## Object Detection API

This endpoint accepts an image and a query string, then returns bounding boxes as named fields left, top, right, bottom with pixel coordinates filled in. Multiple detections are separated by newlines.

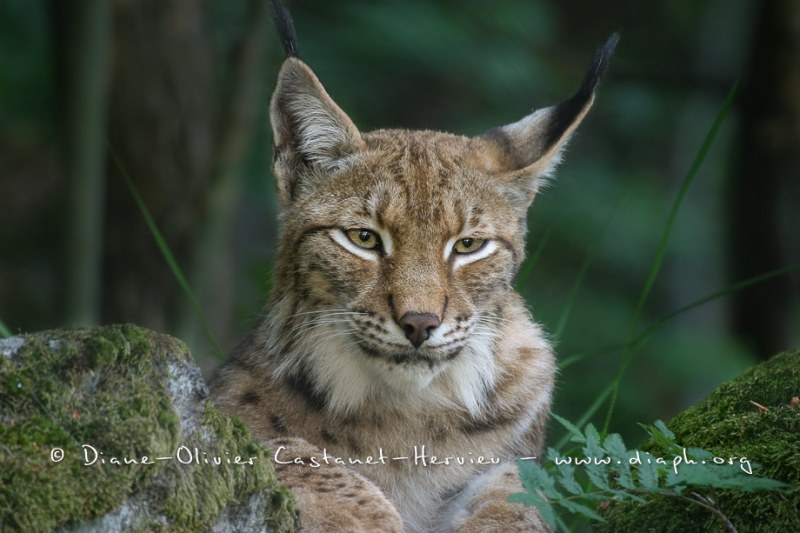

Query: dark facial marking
left=321, top=429, right=338, bottom=444
left=240, top=390, right=262, bottom=406
left=270, top=415, right=288, bottom=435
left=285, top=366, right=329, bottom=412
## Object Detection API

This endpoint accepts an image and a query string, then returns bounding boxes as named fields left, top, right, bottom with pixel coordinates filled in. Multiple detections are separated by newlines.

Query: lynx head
left=264, top=1, right=617, bottom=414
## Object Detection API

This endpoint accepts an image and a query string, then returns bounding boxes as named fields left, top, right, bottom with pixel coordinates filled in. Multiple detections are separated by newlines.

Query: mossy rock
left=0, top=325, right=298, bottom=532
left=598, top=349, right=800, bottom=532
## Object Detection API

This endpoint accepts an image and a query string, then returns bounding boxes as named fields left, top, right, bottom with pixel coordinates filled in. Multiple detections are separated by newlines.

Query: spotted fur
left=212, top=3, right=616, bottom=531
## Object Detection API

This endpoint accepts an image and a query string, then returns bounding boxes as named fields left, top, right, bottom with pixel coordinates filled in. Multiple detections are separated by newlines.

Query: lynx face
left=212, top=5, right=617, bottom=530
left=283, top=130, right=527, bottom=390
left=266, top=42, right=616, bottom=405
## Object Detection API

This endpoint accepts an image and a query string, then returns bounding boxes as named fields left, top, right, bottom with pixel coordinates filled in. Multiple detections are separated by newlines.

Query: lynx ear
left=471, top=34, right=619, bottom=207
left=270, top=57, right=364, bottom=205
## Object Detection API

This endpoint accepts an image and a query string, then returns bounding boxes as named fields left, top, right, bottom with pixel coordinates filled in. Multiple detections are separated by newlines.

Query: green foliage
left=510, top=418, right=788, bottom=532
left=0, top=0, right=55, bottom=140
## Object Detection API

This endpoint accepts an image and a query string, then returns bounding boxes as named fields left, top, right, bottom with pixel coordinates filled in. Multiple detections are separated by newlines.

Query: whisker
left=294, top=328, right=349, bottom=345
left=473, top=315, right=516, bottom=326
left=288, top=308, right=369, bottom=319
left=302, top=318, right=354, bottom=327
left=287, top=316, right=354, bottom=337
left=299, top=327, right=359, bottom=346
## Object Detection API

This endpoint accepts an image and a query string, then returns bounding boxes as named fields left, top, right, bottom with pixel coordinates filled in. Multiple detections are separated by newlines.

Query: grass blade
left=553, top=193, right=627, bottom=342
left=552, top=413, right=586, bottom=443
left=602, top=80, right=739, bottom=433
left=554, top=383, right=613, bottom=451
left=638, top=261, right=800, bottom=344
left=107, top=144, right=222, bottom=359
left=558, top=261, right=800, bottom=370
left=0, top=319, right=11, bottom=338
left=516, top=229, right=552, bottom=291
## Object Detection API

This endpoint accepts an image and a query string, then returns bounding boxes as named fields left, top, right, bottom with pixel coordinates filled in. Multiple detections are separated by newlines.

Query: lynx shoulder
left=211, top=2, right=617, bottom=531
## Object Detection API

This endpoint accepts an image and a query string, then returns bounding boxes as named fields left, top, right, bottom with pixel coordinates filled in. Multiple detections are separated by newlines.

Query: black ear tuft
left=578, top=33, right=620, bottom=99
left=269, top=0, right=300, bottom=58
left=542, top=33, right=619, bottom=149
left=473, top=32, right=620, bottom=204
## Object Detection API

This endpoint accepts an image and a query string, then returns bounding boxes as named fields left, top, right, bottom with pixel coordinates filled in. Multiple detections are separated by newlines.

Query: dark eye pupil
left=461, top=238, right=473, bottom=248
left=359, top=230, right=371, bottom=242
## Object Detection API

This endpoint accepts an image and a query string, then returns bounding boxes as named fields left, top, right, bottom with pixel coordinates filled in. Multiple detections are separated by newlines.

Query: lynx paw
left=439, top=462, right=549, bottom=533
left=268, top=438, right=403, bottom=532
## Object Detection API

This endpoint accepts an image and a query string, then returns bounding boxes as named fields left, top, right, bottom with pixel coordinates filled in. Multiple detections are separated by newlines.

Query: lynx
left=211, top=1, right=617, bottom=531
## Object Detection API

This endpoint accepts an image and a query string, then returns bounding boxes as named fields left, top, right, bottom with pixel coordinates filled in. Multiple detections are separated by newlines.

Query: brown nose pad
left=398, top=312, right=440, bottom=348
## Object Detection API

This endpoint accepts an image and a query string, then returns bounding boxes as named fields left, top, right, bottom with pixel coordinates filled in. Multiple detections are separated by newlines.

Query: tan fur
left=212, top=31, right=611, bottom=532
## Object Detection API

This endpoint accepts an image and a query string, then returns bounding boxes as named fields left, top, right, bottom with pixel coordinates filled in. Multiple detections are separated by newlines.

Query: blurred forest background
left=1, top=0, right=798, bottom=445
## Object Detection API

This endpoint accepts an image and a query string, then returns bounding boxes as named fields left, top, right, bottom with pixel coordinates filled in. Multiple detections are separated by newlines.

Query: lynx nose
left=399, top=312, right=440, bottom=348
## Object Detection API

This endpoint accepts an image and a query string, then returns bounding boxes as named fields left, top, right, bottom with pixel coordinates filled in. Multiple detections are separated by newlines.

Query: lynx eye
left=453, top=237, right=486, bottom=254
left=346, top=229, right=380, bottom=250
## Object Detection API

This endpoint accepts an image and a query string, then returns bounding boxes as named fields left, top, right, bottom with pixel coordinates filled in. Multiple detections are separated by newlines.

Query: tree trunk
left=729, top=0, right=800, bottom=359
left=51, top=0, right=112, bottom=327
left=102, top=0, right=217, bottom=333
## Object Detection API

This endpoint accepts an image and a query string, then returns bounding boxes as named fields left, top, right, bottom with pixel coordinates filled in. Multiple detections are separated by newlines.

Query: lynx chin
left=211, top=1, right=618, bottom=531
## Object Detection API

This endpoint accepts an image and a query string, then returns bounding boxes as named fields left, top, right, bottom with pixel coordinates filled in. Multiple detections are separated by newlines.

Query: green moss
left=598, top=349, right=800, bottom=532
left=0, top=325, right=171, bottom=531
left=156, top=400, right=296, bottom=531
left=0, top=325, right=297, bottom=532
